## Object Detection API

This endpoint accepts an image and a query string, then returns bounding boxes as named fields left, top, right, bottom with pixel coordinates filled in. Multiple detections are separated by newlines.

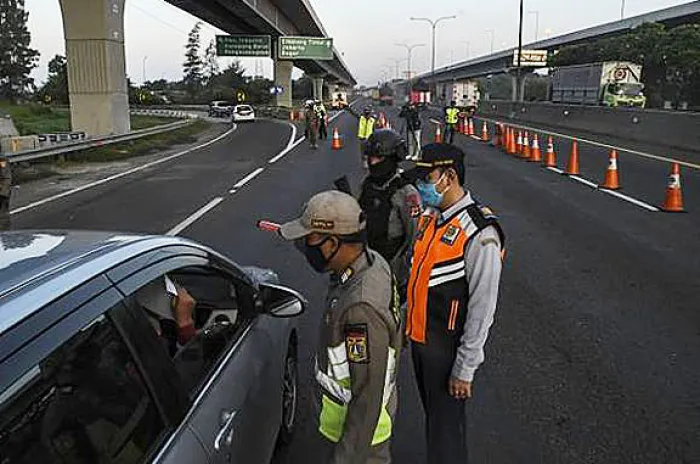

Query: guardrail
left=6, top=119, right=193, bottom=164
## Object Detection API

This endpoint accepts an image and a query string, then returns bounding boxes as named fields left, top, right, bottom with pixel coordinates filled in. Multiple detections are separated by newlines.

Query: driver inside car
left=135, top=275, right=197, bottom=357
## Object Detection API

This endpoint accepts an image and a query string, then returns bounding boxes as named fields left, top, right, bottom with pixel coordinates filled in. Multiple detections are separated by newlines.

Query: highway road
left=10, top=104, right=700, bottom=463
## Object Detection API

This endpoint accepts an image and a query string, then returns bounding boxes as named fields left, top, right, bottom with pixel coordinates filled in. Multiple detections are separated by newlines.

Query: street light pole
left=620, top=0, right=626, bottom=19
left=396, top=43, right=426, bottom=87
left=516, top=0, right=524, bottom=101
left=462, top=41, right=471, bottom=59
left=142, top=56, right=148, bottom=84
left=485, top=29, right=495, bottom=54
left=528, top=10, right=540, bottom=41
left=410, top=15, right=457, bottom=91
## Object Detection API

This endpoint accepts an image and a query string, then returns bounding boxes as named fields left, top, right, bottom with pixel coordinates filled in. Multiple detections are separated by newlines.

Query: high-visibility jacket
left=406, top=202, right=504, bottom=344
left=445, top=107, right=459, bottom=125
left=358, top=116, right=376, bottom=140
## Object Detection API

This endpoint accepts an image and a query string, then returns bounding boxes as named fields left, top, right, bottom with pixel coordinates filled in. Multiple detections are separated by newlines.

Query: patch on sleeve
left=345, top=324, right=369, bottom=363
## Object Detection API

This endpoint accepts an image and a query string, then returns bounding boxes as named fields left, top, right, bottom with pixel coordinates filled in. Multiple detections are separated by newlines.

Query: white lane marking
left=477, top=116, right=700, bottom=171
left=166, top=196, right=224, bottom=236
left=547, top=167, right=565, bottom=174
left=10, top=126, right=238, bottom=216
left=569, top=175, right=599, bottom=189
left=269, top=107, right=347, bottom=164
left=599, top=188, right=660, bottom=212
left=232, top=167, right=264, bottom=189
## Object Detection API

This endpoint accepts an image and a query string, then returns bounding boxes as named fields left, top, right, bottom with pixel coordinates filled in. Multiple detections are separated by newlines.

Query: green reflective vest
left=358, top=116, right=376, bottom=140
left=445, top=107, right=459, bottom=125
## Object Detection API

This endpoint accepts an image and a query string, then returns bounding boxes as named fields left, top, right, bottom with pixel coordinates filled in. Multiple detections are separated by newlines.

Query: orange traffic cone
left=601, top=149, right=621, bottom=190
left=662, top=163, right=685, bottom=212
left=507, top=128, right=515, bottom=154
left=494, top=124, right=503, bottom=148
left=544, top=136, right=557, bottom=167
left=481, top=122, right=490, bottom=142
left=331, top=127, right=343, bottom=150
left=566, top=140, right=580, bottom=175
left=468, top=119, right=475, bottom=136
left=458, top=118, right=465, bottom=135
left=529, top=134, right=542, bottom=162
left=522, top=132, right=531, bottom=159
left=516, top=131, right=523, bottom=155
left=435, top=124, right=443, bottom=143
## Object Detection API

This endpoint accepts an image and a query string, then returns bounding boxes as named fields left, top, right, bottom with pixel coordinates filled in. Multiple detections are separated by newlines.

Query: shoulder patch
left=441, top=224, right=461, bottom=245
left=345, top=324, right=369, bottom=363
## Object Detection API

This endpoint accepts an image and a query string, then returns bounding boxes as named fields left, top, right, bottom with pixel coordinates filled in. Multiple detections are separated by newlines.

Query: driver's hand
left=172, top=287, right=196, bottom=328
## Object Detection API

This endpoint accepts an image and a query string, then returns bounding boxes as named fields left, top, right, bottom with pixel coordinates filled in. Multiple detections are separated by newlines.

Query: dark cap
left=404, top=143, right=466, bottom=182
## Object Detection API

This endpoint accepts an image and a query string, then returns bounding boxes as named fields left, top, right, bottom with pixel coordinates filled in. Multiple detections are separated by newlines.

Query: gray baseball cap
left=279, top=190, right=366, bottom=240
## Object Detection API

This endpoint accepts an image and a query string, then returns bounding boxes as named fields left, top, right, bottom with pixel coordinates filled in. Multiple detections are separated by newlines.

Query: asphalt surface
left=11, top=103, right=700, bottom=463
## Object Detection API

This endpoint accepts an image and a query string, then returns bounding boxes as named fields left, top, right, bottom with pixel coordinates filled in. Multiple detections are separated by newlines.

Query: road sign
left=513, top=50, right=548, bottom=67
left=216, top=35, right=271, bottom=57
left=278, top=36, right=333, bottom=60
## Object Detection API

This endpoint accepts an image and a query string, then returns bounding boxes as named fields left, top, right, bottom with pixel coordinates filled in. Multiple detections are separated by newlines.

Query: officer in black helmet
left=359, top=129, right=423, bottom=303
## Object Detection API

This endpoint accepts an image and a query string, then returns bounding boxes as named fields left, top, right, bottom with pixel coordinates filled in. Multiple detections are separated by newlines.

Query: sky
left=25, top=0, right=694, bottom=87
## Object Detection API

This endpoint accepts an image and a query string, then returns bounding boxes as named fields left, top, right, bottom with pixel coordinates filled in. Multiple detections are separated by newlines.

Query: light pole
left=396, top=43, right=425, bottom=84
left=528, top=10, right=540, bottom=41
left=462, top=41, right=471, bottom=59
left=410, top=15, right=457, bottom=89
left=388, top=58, right=404, bottom=80
left=620, top=0, right=626, bottom=19
left=485, top=29, right=495, bottom=54
left=516, top=0, right=524, bottom=102
left=142, top=56, right=148, bottom=84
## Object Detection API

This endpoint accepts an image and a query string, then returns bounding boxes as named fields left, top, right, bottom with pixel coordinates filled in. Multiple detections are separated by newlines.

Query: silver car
left=0, top=231, right=304, bottom=463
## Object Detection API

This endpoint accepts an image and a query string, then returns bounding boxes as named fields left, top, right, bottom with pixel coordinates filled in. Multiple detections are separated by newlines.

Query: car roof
left=0, top=231, right=251, bottom=335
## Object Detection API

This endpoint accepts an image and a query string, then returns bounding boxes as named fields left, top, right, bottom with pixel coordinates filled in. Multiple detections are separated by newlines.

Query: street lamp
left=142, top=56, right=148, bottom=84
left=462, top=41, right=471, bottom=59
left=396, top=43, right=425, bottom=83
left=388, top=58, right=405, bottom=80
left=516, top=0, right=525, bottom=102
left=620, top=0, right=626, bottom=19
left=528, top=10, right=540, bottom=41
left=485, top=29, right=495, bottom=54
left=410, top=15, right=457, bottom=88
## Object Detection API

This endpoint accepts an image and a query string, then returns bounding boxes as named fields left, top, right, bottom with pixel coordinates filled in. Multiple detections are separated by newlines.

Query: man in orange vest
left=404, top=143, right=505, bottom=463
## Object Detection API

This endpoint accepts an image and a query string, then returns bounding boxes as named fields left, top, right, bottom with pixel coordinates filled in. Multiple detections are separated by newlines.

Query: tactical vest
left=359, top=175, right=407, bottom=262
left=407, top=203, right=505, bottom=345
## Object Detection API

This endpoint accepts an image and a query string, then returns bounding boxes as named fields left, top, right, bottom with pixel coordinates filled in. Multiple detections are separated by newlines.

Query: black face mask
left=368, top=159, right=397, bottom=181
left=295, top=236, right=339, bottom=273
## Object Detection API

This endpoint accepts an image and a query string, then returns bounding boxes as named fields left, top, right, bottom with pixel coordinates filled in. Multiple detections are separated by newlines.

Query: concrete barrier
left=479, top=101, right=700, bottom=155
left=1, top=136, right=39, bottom=154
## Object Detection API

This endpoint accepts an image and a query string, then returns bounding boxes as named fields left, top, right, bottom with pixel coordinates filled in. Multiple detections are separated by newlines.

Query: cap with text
left=280, top=190, right=366, bottom=240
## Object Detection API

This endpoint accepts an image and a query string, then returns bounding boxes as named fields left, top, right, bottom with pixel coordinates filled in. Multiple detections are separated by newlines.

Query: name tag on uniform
left=441, top=225, right=461, bottom=246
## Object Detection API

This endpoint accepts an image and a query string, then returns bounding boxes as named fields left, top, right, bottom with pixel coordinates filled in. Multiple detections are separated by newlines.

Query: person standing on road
left=0, top=155, right=12, bottom=231
left=359, top=129, right=422, bottom=305
left=316, top=100, right=329, bottom=141
left=305, top=100, right=320, bottom=149
left=357, top=107, right=377, bottom=166
left=399, top=102, right=423, bottom=161
left=444, top=101, right=460, bottom=145
left=278, top=191, right=402, bottom=464
left=404, top=143, right=505, bottom=464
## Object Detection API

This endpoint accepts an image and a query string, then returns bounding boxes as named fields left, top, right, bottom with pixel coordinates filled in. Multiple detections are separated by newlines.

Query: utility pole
left=516, top=0, right=524, bottom=102
left=528, top=10, right=540, bottom=41
left=410, top=15, right=457, bottom=92
left=485, top=29, right=495, bottom=54
left=621, top=0, right=626, bottom=19
left=396, top=43, right=425, bottom=89
left=142, top=56, right=148, bottom=84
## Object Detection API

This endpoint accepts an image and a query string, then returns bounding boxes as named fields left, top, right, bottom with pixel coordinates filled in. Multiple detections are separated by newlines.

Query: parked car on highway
left=233, top=104, right=256, bottom=123
left=208, top=100, right=233, bottom=118
left=0, top=231, right=305, bottom=464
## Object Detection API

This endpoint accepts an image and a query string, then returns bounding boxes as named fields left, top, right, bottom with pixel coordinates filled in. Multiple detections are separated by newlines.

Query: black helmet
left=364, top=129, right=407, bottom=161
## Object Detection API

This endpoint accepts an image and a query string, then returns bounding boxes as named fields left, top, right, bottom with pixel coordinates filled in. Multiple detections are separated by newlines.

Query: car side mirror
left=260, top=283, right=307, bottom=318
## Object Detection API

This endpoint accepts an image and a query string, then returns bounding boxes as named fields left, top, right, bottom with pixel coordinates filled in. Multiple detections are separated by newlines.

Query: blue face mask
left=417, top=174, right=449, bottom=208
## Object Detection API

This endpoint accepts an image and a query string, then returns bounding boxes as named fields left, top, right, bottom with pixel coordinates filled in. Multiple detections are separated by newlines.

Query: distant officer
left=315, top=99, right=329, bottom=140
left=305, top=100, right=319, bottom=149
left=444, top=100, right=460, bottom=144
left=359, top=129, right=422, bottom=303
left=0, top=154, right=11, bottom=231
left=404, top=143, right=505, bottom=464
left=357, top=107, right=376, bottom=165
left=399, top=101, right=422, bottom=161
left=278, top=191, right=402, bottom=464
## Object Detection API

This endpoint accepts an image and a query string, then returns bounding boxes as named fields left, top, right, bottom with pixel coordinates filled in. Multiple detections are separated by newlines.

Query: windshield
left=608, top=83, right=644, bottom=97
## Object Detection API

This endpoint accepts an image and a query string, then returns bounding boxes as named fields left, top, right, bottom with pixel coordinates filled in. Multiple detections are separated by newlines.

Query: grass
left=0, top=103, right=179, bottom=135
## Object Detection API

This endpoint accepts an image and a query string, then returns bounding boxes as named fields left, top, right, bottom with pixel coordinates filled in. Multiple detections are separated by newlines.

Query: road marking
left=10, top=126, right=238, bottom=216
left=569, top=175, right=599, bottom=189
left=166, top=197, right=224, bottom=236
left=599, top=188, right=660, bottom=212
left=429, top=118, right=441, bottom=125
left=477, top=116, right=700, bottom=171
left=232, top=167, right=264, bottom=190
left=269, top=107, right=347, bottom=164
left=547, top=167, right=565, bottom=174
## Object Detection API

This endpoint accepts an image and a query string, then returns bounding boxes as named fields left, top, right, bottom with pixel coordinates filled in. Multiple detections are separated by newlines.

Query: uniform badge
left=345, top=324, right=369, bottom=363
left=441, top=225, right=461, bottom=245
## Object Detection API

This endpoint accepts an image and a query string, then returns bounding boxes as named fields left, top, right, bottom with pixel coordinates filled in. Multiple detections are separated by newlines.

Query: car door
left=111, top=252, right=284, bottom=463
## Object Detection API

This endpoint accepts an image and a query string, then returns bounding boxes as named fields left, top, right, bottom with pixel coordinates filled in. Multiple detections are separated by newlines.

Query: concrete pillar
left=312, top=77, right=324, bottom=101
left=59, top=0, right=130, bottom=136
left=274, top=59, right=293, bottom=108
left=519, top=75, right=527, bottom=102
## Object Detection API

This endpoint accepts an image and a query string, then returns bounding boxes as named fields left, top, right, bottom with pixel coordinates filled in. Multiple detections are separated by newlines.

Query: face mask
left=368, top=159, right=396, bottom=180
left=417, top=173, right=450, bottom=208
left=295, top=236, right=338, bottom=273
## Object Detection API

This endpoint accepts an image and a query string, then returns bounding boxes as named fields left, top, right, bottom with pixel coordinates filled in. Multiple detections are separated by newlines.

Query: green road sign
left=216, top=35, right=271, bottom=57
left=278, top=36, right=333, bottom=60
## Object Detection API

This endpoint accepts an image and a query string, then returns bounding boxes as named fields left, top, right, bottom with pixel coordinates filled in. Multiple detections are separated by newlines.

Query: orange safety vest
left=406, top=203, right=505, bottom=344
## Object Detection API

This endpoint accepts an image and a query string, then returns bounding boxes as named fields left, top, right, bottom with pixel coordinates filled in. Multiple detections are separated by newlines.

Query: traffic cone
left=544, top=136, right=557, bottom=167
left=458, top=118, right=464, bottom=135
left=468, top=119, right=475, bottom=136
left=435, top=124, right=443, bottom=143
left=522, top=132, right=531, bottom=159
left=481, top=122, right=489, bottom=142
left=601, top=149, right=621, bottom=190
left=494, top=124, right=503, bottom=148
left=516, top=131, right=523, bottom=155
left=662, top=163, right=684, bottom=212
left=507, top=127, right=515, bottom=154
left=289, top=111, right=295, bottom=121
left=331, top=127, right=343, bottom=150
left=529, top=134, right=542, bottom=162
left=566, top=140, right=580, bottom=175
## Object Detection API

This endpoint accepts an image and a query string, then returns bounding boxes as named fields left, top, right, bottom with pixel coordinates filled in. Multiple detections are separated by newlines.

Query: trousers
left=445, top=124, right=457, bottom=144
left=0, top=196, right=10, bottom=231
left=411, top=341, right=468, bottom=464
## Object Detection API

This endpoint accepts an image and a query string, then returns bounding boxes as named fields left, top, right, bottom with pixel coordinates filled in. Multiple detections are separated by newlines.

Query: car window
left=0, top=312, right=165, bottom=463
left=131, top=266, right=255, bottom=398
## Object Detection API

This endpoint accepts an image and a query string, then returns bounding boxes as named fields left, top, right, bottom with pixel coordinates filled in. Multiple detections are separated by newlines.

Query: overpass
left=58, top=0, right=355, bottom=136
left=406, top=1, right=700, bottom=98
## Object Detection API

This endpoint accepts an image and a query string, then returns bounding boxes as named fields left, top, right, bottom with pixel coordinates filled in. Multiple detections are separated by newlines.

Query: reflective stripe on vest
left=445, top=108, right=459, bottom=125
left=316, top=343, right=396, bottom=445
left=358, top=116, right=376, bottom=140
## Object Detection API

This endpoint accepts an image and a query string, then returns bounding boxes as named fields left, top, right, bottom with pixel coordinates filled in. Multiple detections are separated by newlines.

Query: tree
left=38, top=55, right=68, bottom=104
left=0, top=0, right=39, bottom=101
left=183, top=22, right=204, bottom=99
left=203, top=39, right=219, bottom=83
left=662, top=24, right=700, bottom=107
